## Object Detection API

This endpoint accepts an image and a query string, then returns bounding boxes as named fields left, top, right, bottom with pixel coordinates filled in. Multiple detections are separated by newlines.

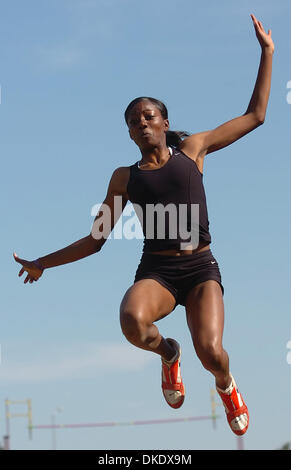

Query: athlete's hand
left=13, top=252, right=44, bottom=284
left=251, top=14, right=274, bottom=53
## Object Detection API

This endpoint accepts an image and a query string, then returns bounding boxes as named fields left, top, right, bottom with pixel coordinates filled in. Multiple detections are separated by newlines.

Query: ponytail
left=166, top=130, right=189, bottom=148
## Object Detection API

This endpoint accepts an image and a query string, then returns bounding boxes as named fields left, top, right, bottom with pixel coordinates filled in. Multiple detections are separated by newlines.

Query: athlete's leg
left=185, top=280, right=249, bottom=434
left=185, top=280, right=231, bottom=389
left=120, top=279, right=177, bottom=360
left=120, top=278, right=185, bottom=408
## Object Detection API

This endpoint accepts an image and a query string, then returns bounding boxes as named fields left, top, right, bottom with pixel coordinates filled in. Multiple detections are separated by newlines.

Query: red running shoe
left=216, top=374, right=249, bottom=435
left=161, top=338, right=185, bottom=409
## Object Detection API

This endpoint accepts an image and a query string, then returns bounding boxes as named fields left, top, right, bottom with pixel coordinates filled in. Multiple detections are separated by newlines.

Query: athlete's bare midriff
left=149, top=241, right=210, bottom=256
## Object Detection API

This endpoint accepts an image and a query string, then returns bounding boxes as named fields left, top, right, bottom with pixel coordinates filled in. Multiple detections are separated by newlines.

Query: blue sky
left=1, top=0, right=291, bottom=450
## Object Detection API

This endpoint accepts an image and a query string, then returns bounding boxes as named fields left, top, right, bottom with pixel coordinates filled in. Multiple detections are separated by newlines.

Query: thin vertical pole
left=51, top=414, right=56, bottom=450
left=27, top=399, right=33, bottom=440
left=237, top=436, right=244, bottom=450
left=5, top=399, right=10, bottom=450
left=210, top=388, right=218, bottom=429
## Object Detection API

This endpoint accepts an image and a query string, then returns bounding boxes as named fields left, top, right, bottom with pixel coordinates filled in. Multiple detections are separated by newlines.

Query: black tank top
left=126, top=146, right=211, bottom=253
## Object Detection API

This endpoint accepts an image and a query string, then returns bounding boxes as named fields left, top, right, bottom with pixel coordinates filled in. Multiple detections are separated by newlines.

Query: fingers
left=251, top=14, right=260, bottom=25
left=18, top=267, right=25, bottom=277
left=253, top=18, right=262, bottom=30
left=24, top=274, right=37, bottom=284
left=14, top=254, right=28, bottom=278
left=14, top=251, right=40, bottom=284
left=251, top=14, right=266, bottom=33
left=258, top=20, right=265, bottom=32
left=251, top=15, right=259, bottom=32
left=18, top=265, right=34, bottom=281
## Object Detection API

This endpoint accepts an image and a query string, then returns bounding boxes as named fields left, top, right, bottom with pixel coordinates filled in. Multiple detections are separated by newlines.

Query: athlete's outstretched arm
left=181, top=14, right=274, bottom=159
left=14, top=167, right=129, bottom=284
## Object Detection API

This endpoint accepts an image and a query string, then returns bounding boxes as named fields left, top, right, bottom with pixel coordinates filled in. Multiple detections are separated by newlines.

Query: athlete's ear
left=164, top=119, right=170, bottom=132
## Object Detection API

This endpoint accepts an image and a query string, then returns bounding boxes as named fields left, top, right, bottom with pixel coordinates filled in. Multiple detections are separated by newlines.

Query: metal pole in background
left=4, top=399, right=10, bottom=450
left=210, top=388, right=219, bottom=429
left=51, top=407, right=63, bottom=450
left=51, top=413, right=56, bottom=451
left=27, top=399, right=33, bottom=440
left=3, top=399, right=32, bottom=450
left=237, top=436, right=244, bottom=450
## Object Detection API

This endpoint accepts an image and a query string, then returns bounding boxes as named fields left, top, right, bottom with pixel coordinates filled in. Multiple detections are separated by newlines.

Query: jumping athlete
left=14, top=15, right=274, bottom=436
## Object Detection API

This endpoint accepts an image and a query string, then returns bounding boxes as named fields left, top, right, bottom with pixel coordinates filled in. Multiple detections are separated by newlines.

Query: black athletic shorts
left=134, top=248, right=224, bottom=308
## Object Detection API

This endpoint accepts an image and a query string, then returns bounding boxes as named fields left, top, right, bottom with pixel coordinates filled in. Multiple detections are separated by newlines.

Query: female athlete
left=14, top=14, right=274, bottom=436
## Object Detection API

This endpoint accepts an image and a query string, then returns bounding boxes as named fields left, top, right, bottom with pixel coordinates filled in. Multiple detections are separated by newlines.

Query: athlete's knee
left=195, top=340, right=226, bottom=372
left=119, top=308, right=150, bottom=345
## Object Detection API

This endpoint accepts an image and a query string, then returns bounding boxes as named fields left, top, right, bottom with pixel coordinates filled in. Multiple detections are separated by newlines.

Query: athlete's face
left=127, top=101, right=169, bottom=149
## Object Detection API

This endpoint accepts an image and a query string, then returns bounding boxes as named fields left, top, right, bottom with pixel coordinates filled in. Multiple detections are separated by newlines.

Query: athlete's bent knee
left=119, top=309, right=149, bottom=345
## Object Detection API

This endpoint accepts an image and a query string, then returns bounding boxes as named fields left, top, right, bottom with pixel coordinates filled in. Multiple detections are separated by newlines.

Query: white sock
left=216, top=374, right=234, bottom=395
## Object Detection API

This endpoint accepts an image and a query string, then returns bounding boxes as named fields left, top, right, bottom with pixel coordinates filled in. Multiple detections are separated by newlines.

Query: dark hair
left=124, top=96, right=189, bottom=148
